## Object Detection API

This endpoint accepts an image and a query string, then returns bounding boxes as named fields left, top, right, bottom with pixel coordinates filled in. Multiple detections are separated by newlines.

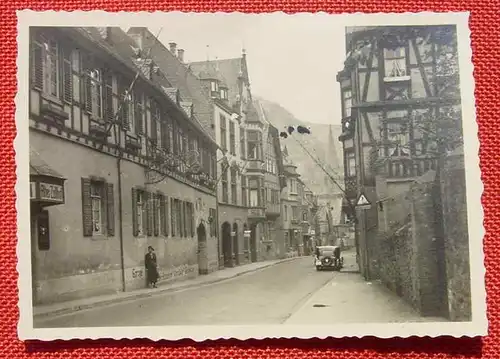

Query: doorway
left=221, top=222, right=233, bottom=267
left=197, top=223, right=208, bottom=275
left=232, top=223, right=239, bottom=266
left=250, top=223, right=258, bottom=262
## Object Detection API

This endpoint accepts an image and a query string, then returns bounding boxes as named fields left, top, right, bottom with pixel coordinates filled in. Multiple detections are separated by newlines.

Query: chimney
left=169, top=42, right=177, bottom=55
left=177, top=49, right=185, bottom=63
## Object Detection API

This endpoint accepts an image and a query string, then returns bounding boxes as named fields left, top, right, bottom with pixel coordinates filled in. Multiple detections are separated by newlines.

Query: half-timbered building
left=29, top=26, right=219, bottom=305
left=337, top=25, right=461, bottom=278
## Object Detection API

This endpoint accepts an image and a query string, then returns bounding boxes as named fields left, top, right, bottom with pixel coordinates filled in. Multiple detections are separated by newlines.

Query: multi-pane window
left=88, top=69, right=103, bottom=119
left=31, top=32, right=73, bottom=104
left=82, top=178, right=115, bottom=238
left=346, top=151, right=356, bottom=177
left=342, top=90, right=352, bottom=118
left=384, top=47, right=407, bottom=78
left=220, top=115, right=227, bottom=151
left=221, top=167, right=229, bottom=203
left=241, top=175, right=248, bottom=207
left=240, top=127, right=246, bottom=159
left=90, top=182, right=104, bottom=235
left=170, top=198, right=177, bottom=236
left=247, top=131, right=261, bottom=160
left=185, top=202, right=194, bottom=237
left=387, top=122, right=410, bottom=157
left=229, top=121, right=236, bottom=155
left=231, top=168, right=237, bottom=205
left=250, top=189, right=259, bottom=207
left=135, top=190, right=146, bottom=236
left=35, top=37, right=60, bottom=98
left=123, top=88, right=136, bottom=134
left=170, top=198, right=183, bottom=237
left=151, top=99, right=161, bottom=147
left=284, top=205, right=288, bottom=220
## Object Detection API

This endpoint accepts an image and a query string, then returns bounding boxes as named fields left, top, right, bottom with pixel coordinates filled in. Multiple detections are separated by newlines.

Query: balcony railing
left=248, top=207, right=265, bottom=219
left=246, top=159, right=264, bottom=172
left=265, top=203, right=280, bottom=216
left=384, top=157, right=438, bottom=179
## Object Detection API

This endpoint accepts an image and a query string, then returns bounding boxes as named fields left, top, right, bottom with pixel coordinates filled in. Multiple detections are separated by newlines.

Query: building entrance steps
left=33, top=257, right=301, bottom=320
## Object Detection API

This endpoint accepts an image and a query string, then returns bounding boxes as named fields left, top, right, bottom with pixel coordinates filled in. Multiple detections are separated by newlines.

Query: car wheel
left=316, top=266, right=321, bottom=271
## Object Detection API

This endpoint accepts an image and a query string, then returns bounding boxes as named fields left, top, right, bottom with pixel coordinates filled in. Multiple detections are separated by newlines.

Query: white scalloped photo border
left=15, top=10, right=486, bottom=341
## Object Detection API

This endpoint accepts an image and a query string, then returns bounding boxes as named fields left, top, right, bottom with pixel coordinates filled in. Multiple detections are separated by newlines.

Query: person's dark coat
left=145, top=252, right=159, bottom=284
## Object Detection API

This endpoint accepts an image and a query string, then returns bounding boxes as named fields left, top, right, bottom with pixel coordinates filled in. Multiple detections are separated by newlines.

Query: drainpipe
left=117, top=155, right=126, bottom=292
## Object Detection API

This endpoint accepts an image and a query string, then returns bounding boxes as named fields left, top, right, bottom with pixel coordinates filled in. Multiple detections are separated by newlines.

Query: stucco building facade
left=29, top=27, right=219, bottom=305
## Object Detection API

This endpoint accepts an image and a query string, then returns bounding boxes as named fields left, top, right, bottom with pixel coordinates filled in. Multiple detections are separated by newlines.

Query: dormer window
left=383, top=47, right=410, bottom=82
left=220, top=88, right=228, bottom=100
left=210, top=80, right=218, bottom=92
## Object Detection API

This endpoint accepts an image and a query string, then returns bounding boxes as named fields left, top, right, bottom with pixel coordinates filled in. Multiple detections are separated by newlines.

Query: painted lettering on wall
left=132, top=268, right=144, bottom=279
left=39, top=182, right=64, bottom=202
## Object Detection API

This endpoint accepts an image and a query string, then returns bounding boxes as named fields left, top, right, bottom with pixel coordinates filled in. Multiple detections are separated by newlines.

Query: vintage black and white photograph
left=16, top=11, right=486, bottom=341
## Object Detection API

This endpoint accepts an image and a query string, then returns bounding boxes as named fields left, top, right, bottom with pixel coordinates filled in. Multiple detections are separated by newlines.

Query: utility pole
left=353, top=64, right=371, bottom=281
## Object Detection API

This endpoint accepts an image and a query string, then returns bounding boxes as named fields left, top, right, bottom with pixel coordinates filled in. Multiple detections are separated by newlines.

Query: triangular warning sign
left=356, top=194, right=371, bottom=206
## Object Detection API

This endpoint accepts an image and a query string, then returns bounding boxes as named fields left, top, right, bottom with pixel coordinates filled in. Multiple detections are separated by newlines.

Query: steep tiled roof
left=189, top=56, right=247, bottom=110
left=127, top=27, right=216, bottom=142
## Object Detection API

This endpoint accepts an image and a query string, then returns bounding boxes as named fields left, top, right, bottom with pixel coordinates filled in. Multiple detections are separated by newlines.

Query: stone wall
left=440, top=148, right=472, bottom=321
left=373, top=149, right=472, bottom=321
left=376, top=172, right=447, bottom=317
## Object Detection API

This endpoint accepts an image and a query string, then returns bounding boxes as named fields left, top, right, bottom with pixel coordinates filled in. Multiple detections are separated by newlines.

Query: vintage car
left=314, top=245, right=344, bottom=271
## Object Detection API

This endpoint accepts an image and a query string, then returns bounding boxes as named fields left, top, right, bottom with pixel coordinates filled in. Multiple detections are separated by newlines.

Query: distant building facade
left=29, top=27, right=219, bottom=305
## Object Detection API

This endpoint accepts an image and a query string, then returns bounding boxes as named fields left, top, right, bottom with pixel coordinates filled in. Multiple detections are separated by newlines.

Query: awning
left=30, top=149, right=66, bottom=207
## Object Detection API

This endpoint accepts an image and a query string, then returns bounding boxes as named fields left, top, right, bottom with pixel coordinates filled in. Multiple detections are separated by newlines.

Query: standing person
left=145, top=246, right=159, bottom=288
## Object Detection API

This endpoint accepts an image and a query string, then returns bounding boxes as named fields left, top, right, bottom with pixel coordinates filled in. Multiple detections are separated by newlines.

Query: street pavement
left=35, top=251, right=445, bottom=328
left=285, top=254, right=448, bottom=324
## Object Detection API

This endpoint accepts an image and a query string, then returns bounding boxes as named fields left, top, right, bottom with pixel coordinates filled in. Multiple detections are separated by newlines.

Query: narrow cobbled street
left=35, top=250, right=445, bottom=328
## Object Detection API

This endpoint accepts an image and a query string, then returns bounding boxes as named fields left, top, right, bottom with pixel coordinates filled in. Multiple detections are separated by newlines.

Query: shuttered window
left=159, top=193, right=169, bottom=236
left=132, top=188, right=147, bottom=237
left=170, top=198, right=177, bottom=237
left=135, top=93, right=145, bottom=135
left=81, top=178, right=114, bottom=237
left=185, top=202, right=194, bottom=237
left=61, top=46, right=73, bottom=103
left=31, top=32, right=70, bottom=101
left=84, top=67, right=104, bottom=119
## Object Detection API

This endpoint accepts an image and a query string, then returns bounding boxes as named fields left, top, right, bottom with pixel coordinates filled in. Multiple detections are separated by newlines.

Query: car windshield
left=318, top=249, right=335, bottom=256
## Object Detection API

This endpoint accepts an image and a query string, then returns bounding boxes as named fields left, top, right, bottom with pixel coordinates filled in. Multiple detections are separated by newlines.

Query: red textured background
left=1, top=0, right=496, bottom=358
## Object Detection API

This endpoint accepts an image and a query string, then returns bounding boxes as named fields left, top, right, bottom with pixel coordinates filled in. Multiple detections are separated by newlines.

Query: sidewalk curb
left=34, top=256, right=301, bottom=321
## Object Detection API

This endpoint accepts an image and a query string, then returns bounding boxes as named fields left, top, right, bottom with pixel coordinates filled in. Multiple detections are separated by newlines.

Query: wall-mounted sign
left=39, top=182, right=64, bottom=202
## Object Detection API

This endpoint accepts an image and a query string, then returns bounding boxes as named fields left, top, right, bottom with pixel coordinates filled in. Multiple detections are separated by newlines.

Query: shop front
left=29, top=150, right=66, bottom=303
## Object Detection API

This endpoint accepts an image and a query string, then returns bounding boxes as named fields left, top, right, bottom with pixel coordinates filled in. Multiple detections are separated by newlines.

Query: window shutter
left=135, top=96, right=144, bottom=135
left=146, top=192, right=153, bottom=237
left=132, top=187, right=138, bottom=237
left=81, top=178, right=93, bottom=237
left=119, top=80, right=130, bottom=130
left=153, top=193, right=159, bottom=237
left=104, top=70, right=114, bottom=123
left=32, top=40, right=44, bottom=90
left=107, top=183, right=115, bottom=236
left=62, top=46, right=73, bottom=103
left=84, top=69, right=92, bottom=114
left=159, top=194, right=166, bottom=236
left=170, top=198, right=176, bottom=237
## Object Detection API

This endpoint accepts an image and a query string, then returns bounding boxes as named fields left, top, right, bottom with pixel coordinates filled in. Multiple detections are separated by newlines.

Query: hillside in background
left=255, top=97, right=344, bottom=195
